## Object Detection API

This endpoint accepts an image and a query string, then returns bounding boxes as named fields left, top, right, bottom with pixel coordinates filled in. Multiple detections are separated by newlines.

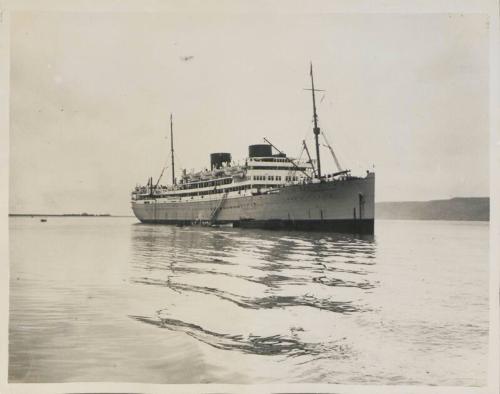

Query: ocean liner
left=131, top=66, right=375, bottom=234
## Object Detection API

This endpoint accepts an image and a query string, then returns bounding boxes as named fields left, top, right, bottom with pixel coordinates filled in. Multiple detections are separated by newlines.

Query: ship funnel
left=210, top=152, right=232, bottom=170
left=249, top=144, right=272, bottom=158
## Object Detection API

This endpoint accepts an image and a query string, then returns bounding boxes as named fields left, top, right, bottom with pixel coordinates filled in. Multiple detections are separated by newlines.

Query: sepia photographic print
left=1, top=1, right=499, bottom=393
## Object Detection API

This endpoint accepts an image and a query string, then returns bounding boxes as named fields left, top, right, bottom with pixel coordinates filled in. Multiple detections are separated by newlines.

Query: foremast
left=309, top=63, right=322, bottom=179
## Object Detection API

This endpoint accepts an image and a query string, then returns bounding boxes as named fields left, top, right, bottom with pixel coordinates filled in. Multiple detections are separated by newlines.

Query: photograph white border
left=0, top=1, right=498, bottom=393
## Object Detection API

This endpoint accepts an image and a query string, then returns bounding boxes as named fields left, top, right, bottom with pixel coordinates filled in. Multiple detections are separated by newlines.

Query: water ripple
left=132, top=277, right=362, bottom=314
left=129, top=314, right=351, bottom=359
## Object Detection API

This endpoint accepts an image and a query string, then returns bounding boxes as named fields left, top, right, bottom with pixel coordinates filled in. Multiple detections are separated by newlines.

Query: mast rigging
left=154, top=167, right=166, bottom=189
left=302, top=140, right=317, bottom=178
left=309, top=63, right=322, bottom=179
left=321, top=131, right=343, bottom=172
left=303, top=63, right=324, bottom=179
left=263, top=137, right=312, bottom=179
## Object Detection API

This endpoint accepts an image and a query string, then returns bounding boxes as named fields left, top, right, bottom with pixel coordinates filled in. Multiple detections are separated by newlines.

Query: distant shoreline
left=8, top=214, right=134, bottom=218
left=9, top=197, right=489, bottom=221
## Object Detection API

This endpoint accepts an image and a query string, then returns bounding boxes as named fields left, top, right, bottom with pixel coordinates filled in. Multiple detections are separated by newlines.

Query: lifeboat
left=200, top=171, right=212, bottom=180
left=188, top=172, right=201, bottom=181
left=232, top=169, right=246, bottom=179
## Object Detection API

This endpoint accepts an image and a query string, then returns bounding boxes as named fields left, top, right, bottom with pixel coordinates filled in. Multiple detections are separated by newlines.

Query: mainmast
left=309, top=63, right=322, bottom=179
left=170, top=113, right=176, bottom=185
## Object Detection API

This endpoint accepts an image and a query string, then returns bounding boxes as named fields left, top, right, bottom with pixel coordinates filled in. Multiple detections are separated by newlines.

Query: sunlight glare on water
left=9, top=217, right=489, bottom=385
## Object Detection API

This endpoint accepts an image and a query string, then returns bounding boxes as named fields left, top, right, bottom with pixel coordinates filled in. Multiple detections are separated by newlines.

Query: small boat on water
left=40, top=219, right=47, bottom=222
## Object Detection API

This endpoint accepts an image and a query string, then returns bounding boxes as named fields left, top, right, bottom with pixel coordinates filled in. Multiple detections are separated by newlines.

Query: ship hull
left=132, top=173, right=375, bottom=234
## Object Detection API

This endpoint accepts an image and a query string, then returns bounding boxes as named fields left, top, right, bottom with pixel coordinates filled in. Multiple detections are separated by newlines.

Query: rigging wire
left=289, top=144, right=305, bottom=178
left=154, top=166, right=167, bottom=189
left=313, top=89, right=348, bottom=174
left=321, top=129, right=343, bottom=172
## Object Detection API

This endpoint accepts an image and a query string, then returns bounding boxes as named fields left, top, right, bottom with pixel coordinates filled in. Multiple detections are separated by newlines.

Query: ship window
left=268, top=176, right=274, bottom=181
left=248, top=165, right=308, bottom=171
left=276, top=176, right=281, bottom=181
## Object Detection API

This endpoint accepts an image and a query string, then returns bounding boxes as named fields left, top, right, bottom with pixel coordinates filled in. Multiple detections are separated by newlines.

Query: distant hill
left=376, top=197, right=489, bottom=221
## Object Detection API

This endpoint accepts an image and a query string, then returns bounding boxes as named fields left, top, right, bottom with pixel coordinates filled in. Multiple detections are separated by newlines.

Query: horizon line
left=8, top=196, right=490, bottom=217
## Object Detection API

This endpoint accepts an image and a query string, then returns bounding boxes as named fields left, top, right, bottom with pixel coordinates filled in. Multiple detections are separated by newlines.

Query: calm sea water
left=9, top=217, right=489, bottom=385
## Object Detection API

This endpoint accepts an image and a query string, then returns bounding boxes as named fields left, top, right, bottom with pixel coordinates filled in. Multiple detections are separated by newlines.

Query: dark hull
left=238, top=218, right=374, bottom=234
left=137, top=218, right=374, bottom=234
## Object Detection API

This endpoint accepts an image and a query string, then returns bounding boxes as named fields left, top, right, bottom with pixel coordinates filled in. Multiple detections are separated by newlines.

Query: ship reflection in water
left=129, top=224, right=376, bottom=360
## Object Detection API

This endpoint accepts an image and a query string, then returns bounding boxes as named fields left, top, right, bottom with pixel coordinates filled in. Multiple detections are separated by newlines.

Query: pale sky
left=9, top=10, right=489, bottom=215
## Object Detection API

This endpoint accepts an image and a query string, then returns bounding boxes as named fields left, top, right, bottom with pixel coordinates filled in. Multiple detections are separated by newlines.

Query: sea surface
left=9, top=217, right=489, bottom=385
